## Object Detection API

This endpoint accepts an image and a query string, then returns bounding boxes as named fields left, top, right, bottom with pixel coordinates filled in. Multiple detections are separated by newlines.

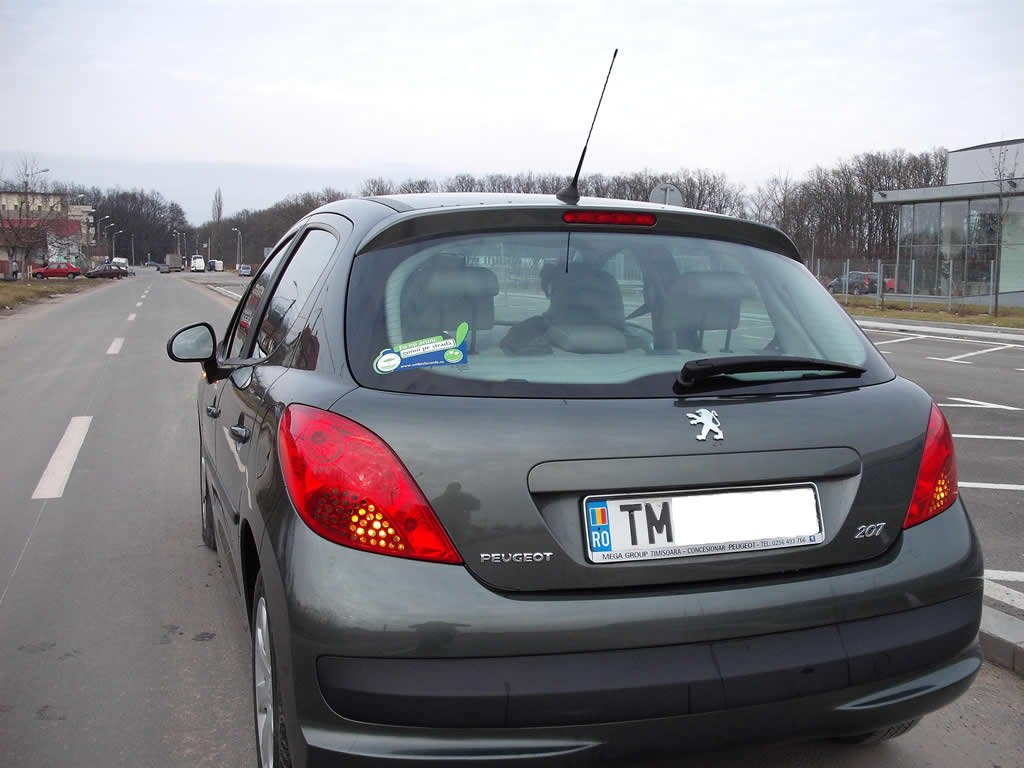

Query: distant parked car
left=827, top=271, right=879, bottom=295
left=32, top=262, right=81, bottom=279
left=238, top=263, right=252, bottom=277
left=85, top=265, right=124, bottom=279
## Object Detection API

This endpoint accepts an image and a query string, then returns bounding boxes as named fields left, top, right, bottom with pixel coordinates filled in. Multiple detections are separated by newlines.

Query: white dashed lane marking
left=31, top=417, right=93, bottom=500
left=106, top=338, right=124, bottom=355
left=136, top=302, right=143, bottom=307
left=127, top=313, right=136, bottom=321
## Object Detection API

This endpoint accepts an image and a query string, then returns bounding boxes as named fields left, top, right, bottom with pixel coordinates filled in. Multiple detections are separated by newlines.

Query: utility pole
left=130, top=233, right=135, bottom=266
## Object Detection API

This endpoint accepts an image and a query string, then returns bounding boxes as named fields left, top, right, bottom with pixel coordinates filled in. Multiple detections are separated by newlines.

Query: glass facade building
left=874, top=139, right=1024, bottom=305
left=895, top=196, right=1024, bottom=297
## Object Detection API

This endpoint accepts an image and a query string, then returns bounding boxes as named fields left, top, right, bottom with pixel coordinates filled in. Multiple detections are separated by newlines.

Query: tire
left=199, top=453, right=216, bottom=550
left=834, top=718, right=920, bottom=745
left=252, top=573, right=292, bottom=768
left=68, top=273, right=77, bottom=280
left=852, top=285, right=863, bottom=295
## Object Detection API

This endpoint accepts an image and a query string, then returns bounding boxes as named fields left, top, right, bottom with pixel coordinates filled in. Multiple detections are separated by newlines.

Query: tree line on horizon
left=196, top=147, right=945, bottom=268
left=5, top=146, right=948, bottom=269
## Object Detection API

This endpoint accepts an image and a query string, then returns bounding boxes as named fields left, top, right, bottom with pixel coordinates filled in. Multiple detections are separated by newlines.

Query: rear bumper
left=306, top=639, right=981, bottom=766
left=260, top=500, right=984, bottom=765
left=316, top=591, right=981, bottom=729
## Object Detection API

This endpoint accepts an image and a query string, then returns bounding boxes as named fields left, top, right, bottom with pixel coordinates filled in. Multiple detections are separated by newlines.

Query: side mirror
left=167, top=322, right=231, bottom=381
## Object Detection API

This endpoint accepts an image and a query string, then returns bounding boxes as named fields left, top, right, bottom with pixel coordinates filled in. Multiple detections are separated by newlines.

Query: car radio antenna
left=556, top=48, right=618, bottom=205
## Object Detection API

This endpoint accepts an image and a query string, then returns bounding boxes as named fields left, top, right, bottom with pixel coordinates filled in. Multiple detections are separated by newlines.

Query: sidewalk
left=852, top=316, right=1024, bottom=343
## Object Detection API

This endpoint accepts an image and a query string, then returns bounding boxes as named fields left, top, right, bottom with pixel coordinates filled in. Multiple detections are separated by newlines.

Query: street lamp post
left=130, top=233, right=135, bottom=266
left=97, top=214, right=110, bottom=246
left=231, top=227, right=242, bottom=269
left=112, top=230, right=123, bottom=261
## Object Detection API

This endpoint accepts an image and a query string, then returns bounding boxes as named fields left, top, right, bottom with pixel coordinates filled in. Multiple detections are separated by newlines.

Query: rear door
left=339, top=216, right=915, bottom=592
left=217, top=222, right=347, bottom=565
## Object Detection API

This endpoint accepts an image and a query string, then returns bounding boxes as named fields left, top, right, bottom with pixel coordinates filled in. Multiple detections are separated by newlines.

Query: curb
left=980, top=606, right=1024, bottom=677
left=853, top=317, right=1024, bottom=343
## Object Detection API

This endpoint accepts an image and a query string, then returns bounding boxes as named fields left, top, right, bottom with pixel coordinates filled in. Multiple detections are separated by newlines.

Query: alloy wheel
left=254, top=596, right=275, bottom=768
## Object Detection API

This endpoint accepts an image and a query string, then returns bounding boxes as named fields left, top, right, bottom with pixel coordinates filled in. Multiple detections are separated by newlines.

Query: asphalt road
left=0, top=270, right=1022, bottom=767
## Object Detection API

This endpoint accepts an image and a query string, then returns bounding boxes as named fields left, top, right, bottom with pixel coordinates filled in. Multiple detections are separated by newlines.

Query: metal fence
left=810, top=256, right=996, bottom=311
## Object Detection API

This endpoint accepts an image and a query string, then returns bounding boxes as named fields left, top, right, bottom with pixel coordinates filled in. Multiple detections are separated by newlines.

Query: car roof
left=314, top=192, right=730, bottom=218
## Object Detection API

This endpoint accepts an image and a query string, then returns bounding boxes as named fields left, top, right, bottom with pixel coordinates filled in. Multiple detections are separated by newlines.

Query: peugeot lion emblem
left=686, top=408, right=723, bottom=441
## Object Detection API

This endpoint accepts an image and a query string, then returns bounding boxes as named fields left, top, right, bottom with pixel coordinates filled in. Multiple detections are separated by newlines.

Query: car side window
left=227, top=238, right=292, bottom=359
left=253, top=228, right=339, bottom=360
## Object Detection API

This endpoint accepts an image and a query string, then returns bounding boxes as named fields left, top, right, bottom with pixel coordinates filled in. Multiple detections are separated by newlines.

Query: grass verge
left=0, top=279, right=93, bottom=312
left=837, top=296, right=1024, bottom=329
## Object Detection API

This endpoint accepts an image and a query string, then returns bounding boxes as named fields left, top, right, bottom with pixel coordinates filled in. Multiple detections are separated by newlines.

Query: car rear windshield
left=345, top=231, right=889, bottom=397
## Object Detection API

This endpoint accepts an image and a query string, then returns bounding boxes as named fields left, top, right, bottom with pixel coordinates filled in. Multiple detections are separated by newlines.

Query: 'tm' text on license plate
left=583, top=485, right=822, bottom=563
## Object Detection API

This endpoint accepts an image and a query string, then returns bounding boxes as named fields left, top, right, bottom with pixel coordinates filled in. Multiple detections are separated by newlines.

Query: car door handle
left=206, top=405, right=220, bottom=418
left=229, top=425, right=250, bottom=443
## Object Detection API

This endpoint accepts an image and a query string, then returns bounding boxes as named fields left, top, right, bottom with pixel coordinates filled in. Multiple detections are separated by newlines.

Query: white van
left=190, top=255, right=206, bottom=272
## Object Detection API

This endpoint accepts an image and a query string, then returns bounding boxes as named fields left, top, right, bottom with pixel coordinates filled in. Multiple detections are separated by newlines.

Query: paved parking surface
left=863, top=328, right=1024, bottom=620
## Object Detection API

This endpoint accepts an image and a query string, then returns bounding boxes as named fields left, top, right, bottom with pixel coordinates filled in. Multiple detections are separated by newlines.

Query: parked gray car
left=168, top=193, right=982, bottom=768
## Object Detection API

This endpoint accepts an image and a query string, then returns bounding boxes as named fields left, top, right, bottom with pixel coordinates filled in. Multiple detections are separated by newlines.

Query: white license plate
left=582, top=485, right=823, bottom=564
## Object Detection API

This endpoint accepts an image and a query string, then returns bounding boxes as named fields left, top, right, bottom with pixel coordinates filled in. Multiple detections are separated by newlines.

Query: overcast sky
left=2, top=0, right=1022, bottom=223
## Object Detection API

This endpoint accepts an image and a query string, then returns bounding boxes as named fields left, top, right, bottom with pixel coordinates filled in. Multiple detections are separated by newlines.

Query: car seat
left=667, top=271, right=746, bottom=353
left=543, top=259, right=626, bottom=354
left=400, top=256, right=499, bottom=353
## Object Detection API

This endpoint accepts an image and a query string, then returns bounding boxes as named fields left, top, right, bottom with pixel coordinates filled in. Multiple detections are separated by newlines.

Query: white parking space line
left=986, top=570, right=1024, bottom=582
left=984, top=581, right=1024, bottom=612
left=960, top=482, right=1024, bottom=491
left=873, top=335, right=923, bottom=345
left=106, top=337, right=124, bottom=355
left=938, top=397, right=1021, bottom=411
left=954, top=434, right=1024, bottom=441
left=127, top=313, right=136, bottom=321
left=31, top=417, right=93, bottom=500
left=864, top=329, right=1023, bottom=347
left=927, top=344, right=1014, bottom=364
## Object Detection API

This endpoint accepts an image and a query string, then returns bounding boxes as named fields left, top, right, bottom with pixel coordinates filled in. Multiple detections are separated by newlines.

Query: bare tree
left=988, top=143, right=1022, bottom=316
left=360, top=178, right=395, bottom=196
left=210, top=187, right=223, bottom=263
left=0, top=157, right=67, bottom=280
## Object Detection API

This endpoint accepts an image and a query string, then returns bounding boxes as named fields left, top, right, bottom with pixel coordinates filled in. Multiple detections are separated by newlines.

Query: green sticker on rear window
left=373, top=322, right=469, bottom=375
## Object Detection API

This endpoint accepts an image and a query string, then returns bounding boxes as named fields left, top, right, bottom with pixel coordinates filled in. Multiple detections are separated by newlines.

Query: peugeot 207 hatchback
left=167, top=194, right=983, bottom=767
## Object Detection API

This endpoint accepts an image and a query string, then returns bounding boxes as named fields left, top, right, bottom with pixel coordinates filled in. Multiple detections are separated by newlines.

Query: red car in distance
left=32, top=262, right=81, bottom=279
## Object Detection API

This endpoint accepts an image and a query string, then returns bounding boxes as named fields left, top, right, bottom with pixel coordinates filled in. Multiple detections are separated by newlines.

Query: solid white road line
left=938, top=397, right=1022, bottom=411
left=960, top=482, right=1024, bottom=491
left=927, top=344, right=1014, bottom=364
left=874, top=335, right=923, bottom=345
left=953, top=434, right=1024, bottom=441
left=106, top=338, right=124, bottom=355
left=985, top=570, right=1024, bottom=582
left=984, top=581, right=1024, bottom=612
left=127, top=313, right=136, bottom=321
left=31, top=417, right=92, bottom=500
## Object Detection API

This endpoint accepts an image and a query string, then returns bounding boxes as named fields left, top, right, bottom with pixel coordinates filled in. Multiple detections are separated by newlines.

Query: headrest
left=423, top=266, right=499, bottom=297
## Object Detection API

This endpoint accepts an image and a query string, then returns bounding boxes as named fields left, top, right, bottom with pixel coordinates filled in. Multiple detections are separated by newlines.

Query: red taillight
left=562, top=211, right=656, bottom=226
left=278, top=404, right=462, bottom=564
left=903, top=403, right=958, bottom=529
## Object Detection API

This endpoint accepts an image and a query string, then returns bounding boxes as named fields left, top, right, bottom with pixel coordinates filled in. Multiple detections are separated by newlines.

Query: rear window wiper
left=675, top=356, right=866, bottom=393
